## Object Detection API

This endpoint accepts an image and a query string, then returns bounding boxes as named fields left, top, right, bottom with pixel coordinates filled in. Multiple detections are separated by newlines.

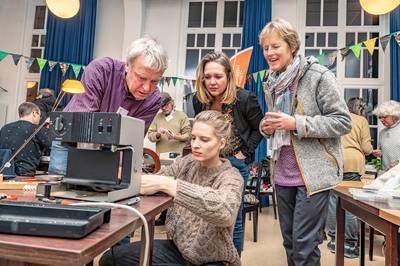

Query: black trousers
left=99, top=240, right=224, bottom=266
left=276, top=185, right=330, bottom=266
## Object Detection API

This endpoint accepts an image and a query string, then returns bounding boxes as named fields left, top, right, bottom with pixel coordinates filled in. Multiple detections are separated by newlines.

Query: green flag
left=0, top=51, right=8, bottom=62
left=36, top=58, right=47, bottom=72
left=71, top=64, right=82, bottom=78
left=350, top=43, right=362, bottom=58
left=171, top=77, right=178, bottom=86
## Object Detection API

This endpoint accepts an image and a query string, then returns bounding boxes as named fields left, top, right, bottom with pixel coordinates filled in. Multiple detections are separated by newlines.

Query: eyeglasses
left=132, top=69, right=160, bottom=86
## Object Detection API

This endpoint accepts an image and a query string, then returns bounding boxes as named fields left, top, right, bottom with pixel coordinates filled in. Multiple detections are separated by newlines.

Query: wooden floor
left=152, top=205, right=387, bottom=266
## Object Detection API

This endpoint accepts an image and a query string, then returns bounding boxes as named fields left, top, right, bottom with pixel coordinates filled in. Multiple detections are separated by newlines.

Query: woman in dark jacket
left=192, top=51, right=263, bottom=256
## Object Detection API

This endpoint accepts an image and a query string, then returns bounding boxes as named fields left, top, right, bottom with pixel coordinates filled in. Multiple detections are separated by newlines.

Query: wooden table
left=0, top=190, right=173, bottom=266
left=334, top=184, right=400, bottom=266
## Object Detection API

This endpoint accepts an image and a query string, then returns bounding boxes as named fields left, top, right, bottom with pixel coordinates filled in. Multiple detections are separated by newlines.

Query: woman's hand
left=372, top=149, right=382, bottom=157
left=234, top=151, right=246, bottom=160
left=260, top=118, right=275, bottom=135
left=264, top=112, right=296, bottom=131
left=140, top=174, right=177, bottom=197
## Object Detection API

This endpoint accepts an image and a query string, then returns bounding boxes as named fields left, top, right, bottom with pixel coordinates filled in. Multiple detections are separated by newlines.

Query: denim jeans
left=100, top=240, right=224, bottom=266
left=48, top=141, right=68, bottom=175
left=326, top=172, right=361, bottom=244
left=228, top=156, right=249, bottom=257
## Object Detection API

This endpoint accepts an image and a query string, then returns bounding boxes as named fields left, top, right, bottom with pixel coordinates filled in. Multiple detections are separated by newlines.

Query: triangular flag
left=379, top=34, right=391, bottom=52
left=36, top=58, right=47, bottom=72
left=192, top=80, right=196, bottom=89
left=165, top=77, right=171, bottom=86
left=394, top=32, right=400, bottom=47
left=48, top=61, right=57, bottom=71
left=363, top=38, right=377, bottom=56
left=317, top=53, right=325, bottom=65
left=259, top=70, right=266, bottom=81
left=339, top=48, right=351, bottom=61
left=327, top=51, right=338, bottom=65
left=252, top=72, right=259, bottom=83
left=159, top=77, right=164, bottom=88
left=171, top=77, right=178, bottom=86
left=59, top=63, right=70, bottom=76
left=71, top=64, right=82, bottom=78
left=0, top=51, right=8, bottom=62
left=10, top=53, right=22, bottom=65
left=178, top=78, right=184, bottom=87
left=350, top=43, right=362, bottom=58
left=24, top=56, right=34, bottom=70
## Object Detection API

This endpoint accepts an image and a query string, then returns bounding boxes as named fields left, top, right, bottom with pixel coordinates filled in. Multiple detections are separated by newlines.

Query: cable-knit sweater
left=159, top=155, right=243, bottom=266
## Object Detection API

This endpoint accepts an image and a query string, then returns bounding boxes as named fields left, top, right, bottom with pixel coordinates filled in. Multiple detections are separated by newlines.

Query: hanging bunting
left=59, top=63, right=70, bottom=76
left=24, top=56, right=34, bottom=70
left=350, top=43, right=363, bottom=58
left=327, top=51, right=338, bottom=65
left=71, top=64, right=82, bottom=78
left=165, top=77, right=171, bottom=86
left=363, top=37, right=378, bottom=56
left=171, top=77, right=178, bottom=86
left=252, top=72, right=259, bottom=83
left=192, top=80, right=196, bottom=90
left=158, top=77, right=165, bottom=88
left=48, top=60, right=58, bottom=71
left=259, top=70, right=266, bottom=82
left=9, top=53, right=22, bottom=66
left=0, top=51, right=8, bottom=62
left=36, top=58, right=47, bottom=72
left=339, top=48, right=351, bottom=61
left=317, top=53, right=325, bottom=65
left=379, top=34, right=391, bottom=51
left=178, top=78, right=185, bottom=87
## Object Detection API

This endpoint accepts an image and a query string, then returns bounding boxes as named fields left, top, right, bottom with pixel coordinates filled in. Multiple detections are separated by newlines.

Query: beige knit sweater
left=159, top=155, right=243, bottom=266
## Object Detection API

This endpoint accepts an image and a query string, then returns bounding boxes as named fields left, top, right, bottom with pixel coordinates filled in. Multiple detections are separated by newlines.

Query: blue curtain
left=39, top=0, right=97, bottom=107
left=241, top=0, right=272, bottom=162
left=391, top=7, right=400, bottom=101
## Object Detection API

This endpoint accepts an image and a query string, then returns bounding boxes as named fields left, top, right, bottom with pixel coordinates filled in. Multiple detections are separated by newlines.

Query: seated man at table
left=0, top=102, right=52, bottom=176
left=100, top=110, right=243, bottom=266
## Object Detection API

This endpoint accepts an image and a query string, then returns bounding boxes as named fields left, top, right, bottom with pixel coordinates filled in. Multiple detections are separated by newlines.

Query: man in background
left=148, top=92, right=191, bottom=155
left=0, top=102, right=51, bottom=176
left=33, top=88, right=56, bottom=123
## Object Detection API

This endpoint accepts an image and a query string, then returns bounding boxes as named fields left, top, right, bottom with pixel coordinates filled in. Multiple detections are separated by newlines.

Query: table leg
left=336, top=196, right=345, bottom=266
left=360, top=221, right=365, bottom=266
left=385, top=224, right=398, bottom=266
left=140, top=218, right=155, bottom=266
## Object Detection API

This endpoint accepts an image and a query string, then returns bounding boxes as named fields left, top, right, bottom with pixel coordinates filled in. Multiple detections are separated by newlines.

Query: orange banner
left=230, top=47, right=253, bottom=88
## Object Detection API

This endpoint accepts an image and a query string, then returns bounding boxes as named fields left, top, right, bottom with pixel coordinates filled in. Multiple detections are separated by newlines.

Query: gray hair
left=126, top=36, right=168, bottom=72
left=18, top=102, right=39, bottom=118
left=259, top=18, right=301, bottom=57
left=373, top=100, right=400, bottom=118
left=194, top=110, right=231, bottom=140
left=347, top=97, right=366, bottom=116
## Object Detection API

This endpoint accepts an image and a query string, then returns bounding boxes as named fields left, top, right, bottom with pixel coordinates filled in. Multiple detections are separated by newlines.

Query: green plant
left=370, top=157, right=383, bottom=171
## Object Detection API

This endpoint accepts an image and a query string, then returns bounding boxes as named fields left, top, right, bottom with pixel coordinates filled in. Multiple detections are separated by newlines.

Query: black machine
left=49, top=112, right=144, bottom=202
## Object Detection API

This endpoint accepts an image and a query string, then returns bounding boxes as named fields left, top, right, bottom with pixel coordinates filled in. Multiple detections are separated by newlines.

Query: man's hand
left=264, top=112, right=296, bottom=131
left=372, top=149, right=382, bottom=157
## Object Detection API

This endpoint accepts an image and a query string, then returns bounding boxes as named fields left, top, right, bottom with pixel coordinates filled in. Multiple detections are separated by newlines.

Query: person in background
left=259, top=18, right=351, bottom=265
left=372, top=100, right=400, bottom=171
left=148, top=92, right=191, bottom=154
left=33, top=88, right=56, bottom=123
left=192, top=51, right=263, bottom=256
left=0, top=102, right=51, bottom=176
left=326, top=97, right=373, bottom=258
left=100, top=110, right=243, bottom=266
left=48, top=36, right=168, bottom=175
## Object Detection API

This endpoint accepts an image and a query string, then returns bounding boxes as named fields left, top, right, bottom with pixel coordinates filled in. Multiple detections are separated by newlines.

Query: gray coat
left=264, top=57, right=352, bottom=195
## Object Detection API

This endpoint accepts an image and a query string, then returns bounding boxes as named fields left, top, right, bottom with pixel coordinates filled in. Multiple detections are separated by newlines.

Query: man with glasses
left=0, top=102, right=52, bottom=176
left=48, top=36, right=169, bottom=175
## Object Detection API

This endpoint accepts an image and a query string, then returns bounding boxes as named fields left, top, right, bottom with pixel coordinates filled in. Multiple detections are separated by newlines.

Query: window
left=303, top=0, right=386, bottom=148
left=183, top=0, right=244, bottom=77
left=30, top=5, right=47, bottom=73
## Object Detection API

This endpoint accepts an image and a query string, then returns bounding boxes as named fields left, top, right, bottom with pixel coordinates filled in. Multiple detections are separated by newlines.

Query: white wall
left=0, top=0, right=33, bottom=124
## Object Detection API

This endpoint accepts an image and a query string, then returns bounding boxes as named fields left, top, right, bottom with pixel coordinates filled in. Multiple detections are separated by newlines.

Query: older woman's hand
left=260, top=118, right=275, bottom=135
left=372, top=149, right=382, bottom=157
left=265, top=112, right=296, bottom=131
left=140, top=174, right=177, bottom=197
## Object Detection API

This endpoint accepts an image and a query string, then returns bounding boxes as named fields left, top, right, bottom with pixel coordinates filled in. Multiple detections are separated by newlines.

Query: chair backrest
left=258, top=157, right=271, bottom=187
left=0, top=149, right=16, bottom=177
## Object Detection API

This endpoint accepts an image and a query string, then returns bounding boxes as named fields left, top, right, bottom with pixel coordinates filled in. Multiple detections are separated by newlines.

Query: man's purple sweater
left=64, top=57, right=161, bottom=133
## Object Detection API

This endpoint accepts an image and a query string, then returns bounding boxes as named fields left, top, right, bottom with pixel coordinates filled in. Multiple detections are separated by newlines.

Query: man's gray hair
left=126, top=36, right=168, bottom=72
left=373, top=100, right=400, bottom=118
left=18, top=102, right=39, bottom=118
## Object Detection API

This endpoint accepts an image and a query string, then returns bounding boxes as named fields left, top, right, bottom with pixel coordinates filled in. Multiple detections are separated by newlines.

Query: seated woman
left=100, top=110, right=243, bottom=266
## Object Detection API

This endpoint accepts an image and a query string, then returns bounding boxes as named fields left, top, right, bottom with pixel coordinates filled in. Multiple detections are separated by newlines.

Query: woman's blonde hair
left=259, top=18, right=301, bottom=57
left=195, top=52, right=237, bottom=105
left=193, top=110, right=231, bottom=140
left=373, top=100, right=400, bottom=118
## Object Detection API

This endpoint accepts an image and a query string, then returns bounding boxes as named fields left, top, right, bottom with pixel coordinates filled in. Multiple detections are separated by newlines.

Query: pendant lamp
left=46, top=0, right=80, bottom=19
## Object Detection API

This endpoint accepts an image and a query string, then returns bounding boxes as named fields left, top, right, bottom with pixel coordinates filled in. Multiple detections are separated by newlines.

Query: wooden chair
left=242, top=162, right=262, bottom=242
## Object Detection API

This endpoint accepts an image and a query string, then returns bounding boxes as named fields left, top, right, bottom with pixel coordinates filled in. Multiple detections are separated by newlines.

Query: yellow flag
left=363, top=38, right=378, bottom=56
